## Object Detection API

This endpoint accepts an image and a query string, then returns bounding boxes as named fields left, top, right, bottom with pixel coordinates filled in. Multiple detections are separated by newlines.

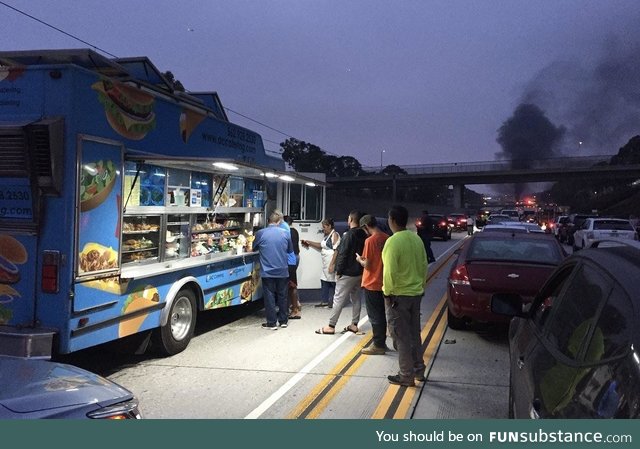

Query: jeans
left=262, top=277, right=289, bottom=326
left=421, top=236, right=436, bottom=263
left=320, top=279, right=336, bottom=303
left=386, top=294, right=426, bottom=381
left=328, top=275, right=362, bottom=327
left=364, top=288, right=387, bottom=348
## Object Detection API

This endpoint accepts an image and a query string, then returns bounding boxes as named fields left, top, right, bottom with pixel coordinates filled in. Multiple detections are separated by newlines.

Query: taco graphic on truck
left=119, top=285, right=160, bottom=337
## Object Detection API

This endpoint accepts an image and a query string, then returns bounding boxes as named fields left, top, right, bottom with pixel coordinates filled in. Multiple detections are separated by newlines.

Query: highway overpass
left=327, top=155, right=640, bottom=208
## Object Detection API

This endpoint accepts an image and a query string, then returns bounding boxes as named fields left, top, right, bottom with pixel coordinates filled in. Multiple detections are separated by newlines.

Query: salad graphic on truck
left=80, top=160, right=117, bottom=212
left=0, top=48, right=325, bottom=359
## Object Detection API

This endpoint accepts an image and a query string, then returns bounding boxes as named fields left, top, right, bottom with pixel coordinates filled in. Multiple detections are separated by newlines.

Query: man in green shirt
left=382, top=205, right=428, bottom=387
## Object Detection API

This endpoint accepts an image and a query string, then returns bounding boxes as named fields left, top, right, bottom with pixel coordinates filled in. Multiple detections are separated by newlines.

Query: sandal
left=343, top=324, right=359, bottom=334
left=315, top=326, right=335, bottom=335
left=288, top=314, right=301, bottom=320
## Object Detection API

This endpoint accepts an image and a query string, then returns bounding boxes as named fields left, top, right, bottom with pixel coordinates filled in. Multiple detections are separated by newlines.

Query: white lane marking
left=245, top=239, right=461, bottom=419
left=244, top=315, right=370, bottom=419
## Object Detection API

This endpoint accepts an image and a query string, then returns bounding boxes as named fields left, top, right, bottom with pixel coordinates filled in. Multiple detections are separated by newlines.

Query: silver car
left=0, top=356, right=141, bottom=419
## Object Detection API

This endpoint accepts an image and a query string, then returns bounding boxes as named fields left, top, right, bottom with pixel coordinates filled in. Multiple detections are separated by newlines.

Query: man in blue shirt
left=254, top=211, right=294, bottom=330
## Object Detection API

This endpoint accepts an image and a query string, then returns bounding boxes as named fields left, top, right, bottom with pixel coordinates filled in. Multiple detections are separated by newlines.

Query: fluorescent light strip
left=212, top=162, right=238, bottom=171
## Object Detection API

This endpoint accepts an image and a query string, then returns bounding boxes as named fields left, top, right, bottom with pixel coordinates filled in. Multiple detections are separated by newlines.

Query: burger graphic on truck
left=92, top=79, right=156, bottom=140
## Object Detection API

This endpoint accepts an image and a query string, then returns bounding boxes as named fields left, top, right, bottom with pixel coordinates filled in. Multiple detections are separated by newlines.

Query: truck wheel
left=447, top=307, right=466, bottom=330
left=153, top=289, right=197, bottom=356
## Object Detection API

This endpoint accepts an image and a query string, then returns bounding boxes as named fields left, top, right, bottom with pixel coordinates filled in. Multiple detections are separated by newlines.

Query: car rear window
left=593, top=220, right=634, bottom=231
left=468, top=238, right=562, bottom=264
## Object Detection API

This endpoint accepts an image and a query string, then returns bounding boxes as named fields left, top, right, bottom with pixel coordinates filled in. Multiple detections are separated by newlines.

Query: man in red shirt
left=356, top=215, right=390, bottom=354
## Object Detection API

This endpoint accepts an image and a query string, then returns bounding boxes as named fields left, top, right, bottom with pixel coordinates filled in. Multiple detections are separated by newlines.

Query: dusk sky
left=3, top=1, right=640, bottom=169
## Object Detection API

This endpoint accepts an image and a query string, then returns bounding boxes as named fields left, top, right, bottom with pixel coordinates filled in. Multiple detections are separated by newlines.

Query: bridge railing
left=361, top=155, right=613, bottom=175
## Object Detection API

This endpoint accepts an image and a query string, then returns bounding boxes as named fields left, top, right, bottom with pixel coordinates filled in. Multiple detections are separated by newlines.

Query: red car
left=447, top=232, right=566, bottom=329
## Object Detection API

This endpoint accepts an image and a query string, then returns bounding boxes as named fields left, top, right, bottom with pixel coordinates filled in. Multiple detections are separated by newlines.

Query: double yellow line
left=288, top=252, right=455, bottom=419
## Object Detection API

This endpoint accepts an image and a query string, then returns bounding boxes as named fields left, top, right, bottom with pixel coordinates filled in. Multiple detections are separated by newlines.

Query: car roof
left=482, top=224, right=528, bottom=233
left=472, top=231, right=556, bottom=241
left=567, top=246, right=640, bottom=293
left=591, top=217, right=630, bottom=222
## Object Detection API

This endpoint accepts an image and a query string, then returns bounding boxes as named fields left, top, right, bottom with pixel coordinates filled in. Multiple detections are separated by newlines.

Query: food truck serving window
left=288, top=183, right=324, bottom=222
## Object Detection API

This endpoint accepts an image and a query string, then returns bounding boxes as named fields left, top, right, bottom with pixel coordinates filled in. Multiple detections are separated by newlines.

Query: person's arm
left=328, top=250, right=337, bottom=274
left=356, top=238, right=371, bottom=269
left=334, top=231, right=351, bottom=276
left=301, top=239, right=322, bottom=251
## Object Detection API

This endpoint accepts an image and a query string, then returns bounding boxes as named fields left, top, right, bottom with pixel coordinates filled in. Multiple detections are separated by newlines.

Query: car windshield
left=468, top=237, right=561, bottom=264
left=593, top=220, right=634, bottom=231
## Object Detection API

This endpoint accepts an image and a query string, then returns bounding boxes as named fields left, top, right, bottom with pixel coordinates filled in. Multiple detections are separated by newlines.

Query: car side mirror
left=491, top=293, right=526, bottom=317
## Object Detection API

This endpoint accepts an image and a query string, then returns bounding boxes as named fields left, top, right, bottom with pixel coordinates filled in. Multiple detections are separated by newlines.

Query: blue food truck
left=0, top=49, right=325, bottom=357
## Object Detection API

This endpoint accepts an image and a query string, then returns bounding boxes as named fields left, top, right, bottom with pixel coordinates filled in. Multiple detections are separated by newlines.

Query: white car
left=572, top=218, right=638, bottom=250
left=550, top=215, right=568, bottom=239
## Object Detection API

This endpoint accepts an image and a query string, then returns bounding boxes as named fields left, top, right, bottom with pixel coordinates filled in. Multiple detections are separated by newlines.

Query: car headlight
left=87, top=398, right=142, bottom=419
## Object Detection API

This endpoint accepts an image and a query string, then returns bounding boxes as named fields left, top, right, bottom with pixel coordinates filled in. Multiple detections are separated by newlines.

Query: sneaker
left=261, top=323, right=278, bottom=330
left=279, top=323, right=288, bottom=328
left=361, top=345, right=386, bottom=355
left=387, top=374, right=415, bottom=387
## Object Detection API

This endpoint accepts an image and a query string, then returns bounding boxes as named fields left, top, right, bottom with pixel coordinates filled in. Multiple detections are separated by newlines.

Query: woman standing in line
left=301, top=218, right=341, bottom=309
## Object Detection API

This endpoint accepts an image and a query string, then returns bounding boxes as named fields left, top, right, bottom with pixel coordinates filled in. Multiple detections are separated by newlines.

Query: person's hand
left=328, top=264, right=335, bottom=274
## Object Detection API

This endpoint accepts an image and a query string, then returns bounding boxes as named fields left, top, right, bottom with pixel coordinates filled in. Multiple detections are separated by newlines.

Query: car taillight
left=42, top=250, right=60, bottom=294
left=439, top=220, right=447, bottom=226
left=449, top=264, right=470, bottom=286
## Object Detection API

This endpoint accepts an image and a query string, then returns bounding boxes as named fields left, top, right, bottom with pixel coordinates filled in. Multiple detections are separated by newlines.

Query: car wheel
left=447, top=307, right=466, bottom=330
left=153, top=288, right=197, bottom=356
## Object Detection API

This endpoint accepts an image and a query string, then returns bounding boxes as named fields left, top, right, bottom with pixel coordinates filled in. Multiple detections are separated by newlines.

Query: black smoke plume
left=496, top=103, right=565, bottom=199
left=521, top=37, right=640, bottom=154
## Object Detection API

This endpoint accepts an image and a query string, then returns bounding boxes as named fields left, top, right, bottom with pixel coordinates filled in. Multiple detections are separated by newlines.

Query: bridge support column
left=452, top=184, right=464, bottom=210
left=392, top=175, right=397, bottom=202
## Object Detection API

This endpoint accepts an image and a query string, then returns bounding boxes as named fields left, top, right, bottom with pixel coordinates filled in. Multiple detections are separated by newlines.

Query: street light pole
left=380, top=149, right=386, bottom=170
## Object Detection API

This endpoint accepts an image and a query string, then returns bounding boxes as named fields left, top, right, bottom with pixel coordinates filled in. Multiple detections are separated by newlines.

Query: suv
left=416, top=214, right=451, bottom=241
left=565, top=213, right=598, bottom=245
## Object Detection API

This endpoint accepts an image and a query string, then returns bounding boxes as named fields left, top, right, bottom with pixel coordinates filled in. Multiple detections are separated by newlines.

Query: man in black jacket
left=416, top=210, right=436, bottom=263
left=315, top=210, right=366, bottom=335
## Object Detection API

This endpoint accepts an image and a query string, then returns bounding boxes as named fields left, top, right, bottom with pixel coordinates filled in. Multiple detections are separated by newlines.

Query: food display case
left=190, top=211, right=258, bottom=257
left=121, top=215, right=161, bottom=264
left=165, top=214, right=190, bottom=260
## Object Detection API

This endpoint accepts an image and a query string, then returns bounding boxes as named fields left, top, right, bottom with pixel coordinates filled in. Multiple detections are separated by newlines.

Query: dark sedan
left=492, top=243, right=640, bottom=418
left=447, top=232, right=565, bottom=329
left=416, top=214, right=451, bottom=241
left=0, top=356, right=141, bottom=419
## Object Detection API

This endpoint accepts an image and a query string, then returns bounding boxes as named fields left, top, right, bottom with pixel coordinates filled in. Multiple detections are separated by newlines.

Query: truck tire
left=153, top=289, right=197, bottom=356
